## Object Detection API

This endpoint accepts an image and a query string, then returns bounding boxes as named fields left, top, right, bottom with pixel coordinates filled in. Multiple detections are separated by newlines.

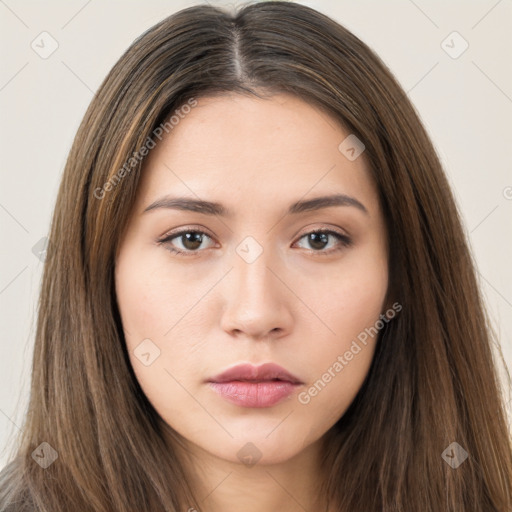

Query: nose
left=219, top=247, right=293, bottom=341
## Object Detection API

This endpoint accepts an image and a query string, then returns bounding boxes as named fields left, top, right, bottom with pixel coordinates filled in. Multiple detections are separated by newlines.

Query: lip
left=206, top=363, right=303, bottom=408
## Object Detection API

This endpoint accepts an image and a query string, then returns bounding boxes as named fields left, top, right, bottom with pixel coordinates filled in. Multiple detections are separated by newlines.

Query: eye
left=158, top=229, right=215, bottom=255
left=293, top=229, right=352, bottom=255
left=157, top=227, right=352, bottom=257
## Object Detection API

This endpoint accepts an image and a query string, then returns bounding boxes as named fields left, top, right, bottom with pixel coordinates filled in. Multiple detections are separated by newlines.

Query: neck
left=173, top=434, right=330, bottom=512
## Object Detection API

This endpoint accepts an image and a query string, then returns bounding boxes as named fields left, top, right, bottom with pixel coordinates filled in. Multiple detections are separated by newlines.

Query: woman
left=1, top=1, right=510, bottom=510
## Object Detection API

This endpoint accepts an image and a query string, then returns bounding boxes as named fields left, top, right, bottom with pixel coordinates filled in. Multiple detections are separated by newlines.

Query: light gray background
left=1, top=0, right=511, bottom=467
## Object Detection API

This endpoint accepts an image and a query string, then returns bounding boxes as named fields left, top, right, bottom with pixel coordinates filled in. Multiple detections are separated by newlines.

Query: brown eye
left=159, top=230, right=215, bottom=255
left=306, top=232, right=329, bottom=250
left=295, top=229, right=352, bottom=254
left=179, top=232, right=204, bottom=251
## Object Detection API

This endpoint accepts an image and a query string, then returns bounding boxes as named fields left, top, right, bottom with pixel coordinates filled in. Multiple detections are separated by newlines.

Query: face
left=115, top=93, right=389, bottom=467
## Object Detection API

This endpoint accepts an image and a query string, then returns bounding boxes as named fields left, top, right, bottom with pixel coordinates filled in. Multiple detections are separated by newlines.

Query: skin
left=115, top=92, right=389, bottom=512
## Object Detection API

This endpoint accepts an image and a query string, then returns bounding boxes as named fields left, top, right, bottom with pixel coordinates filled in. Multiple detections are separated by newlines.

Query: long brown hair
left=1, top=1, right=510, bottom=510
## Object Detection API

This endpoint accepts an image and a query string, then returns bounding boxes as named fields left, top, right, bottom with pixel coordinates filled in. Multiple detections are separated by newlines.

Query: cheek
left=115, top=252, right=208, bottom=410
left=294, top=251, right=387, bottom=419
left=116, top=272, right=167, bottom=341
left=304, top=246, right=388, bottom=346
left=296, top=344, right=375, bottom=432
left=115, top=245, right=191, bottom=343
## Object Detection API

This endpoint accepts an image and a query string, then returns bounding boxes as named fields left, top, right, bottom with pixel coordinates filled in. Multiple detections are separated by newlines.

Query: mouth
left=206, top=362, right=303, bottom=408
left=207, top=362, right=303, bottom=384
left=207, top=380, right=301, bottom=408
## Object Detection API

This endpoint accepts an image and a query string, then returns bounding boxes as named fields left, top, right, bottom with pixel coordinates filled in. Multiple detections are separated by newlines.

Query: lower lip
left=207, top=380, right=300, bottom=408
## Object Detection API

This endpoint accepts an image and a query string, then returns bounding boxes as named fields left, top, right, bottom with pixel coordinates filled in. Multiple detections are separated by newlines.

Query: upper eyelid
left=158, top=226, right=216, bottom=243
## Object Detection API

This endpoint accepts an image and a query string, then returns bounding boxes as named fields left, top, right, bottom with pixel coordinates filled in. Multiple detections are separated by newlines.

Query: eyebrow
left=142, top=193, right=368, bottom=216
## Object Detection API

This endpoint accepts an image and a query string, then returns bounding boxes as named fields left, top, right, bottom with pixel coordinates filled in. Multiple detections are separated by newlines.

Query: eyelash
left=157, top=227, right=352, bottom=257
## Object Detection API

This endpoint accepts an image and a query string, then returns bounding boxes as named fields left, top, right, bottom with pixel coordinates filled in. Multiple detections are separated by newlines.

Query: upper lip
left=207, top=363, right=303, bottom=384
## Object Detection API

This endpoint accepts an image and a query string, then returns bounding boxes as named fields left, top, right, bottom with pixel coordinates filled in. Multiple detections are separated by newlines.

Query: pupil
left=309, top=232, right=328, bottom=250
left=183, top=232, right=202, bottom=250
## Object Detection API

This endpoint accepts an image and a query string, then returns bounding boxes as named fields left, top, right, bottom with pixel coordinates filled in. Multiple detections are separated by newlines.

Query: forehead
left=135, top=93, right=378, bottom=216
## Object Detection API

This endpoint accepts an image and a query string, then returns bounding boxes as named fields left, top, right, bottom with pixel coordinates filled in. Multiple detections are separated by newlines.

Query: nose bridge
left=232, top=237, right=282, bottom=308
left=235, top=246, right=274, bottom=297
left=219, top=236, right=291, bottom=338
